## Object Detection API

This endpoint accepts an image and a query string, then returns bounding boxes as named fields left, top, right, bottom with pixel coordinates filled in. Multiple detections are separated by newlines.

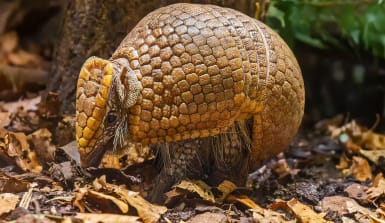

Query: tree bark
left=46, top=0, right=256, bottom=114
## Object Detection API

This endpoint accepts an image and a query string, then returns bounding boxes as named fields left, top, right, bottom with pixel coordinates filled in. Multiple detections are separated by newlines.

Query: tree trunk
left=46, top=0, right=257, bottom=114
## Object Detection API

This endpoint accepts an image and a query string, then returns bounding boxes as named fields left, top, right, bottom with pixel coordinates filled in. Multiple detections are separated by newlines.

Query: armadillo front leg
left=150, top=138, right=210, bottom=202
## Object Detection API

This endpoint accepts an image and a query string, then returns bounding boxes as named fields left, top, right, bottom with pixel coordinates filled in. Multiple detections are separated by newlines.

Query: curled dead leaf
left=1, top=130, right=42, bottom=173
left=367, top=173, right=385, bottom=202
left=287, top=198, right=332, bottom=223
left=74, top=213, right=141, bottom=223
left=216, top=180, right=237, bottom=203
left=0, top=193, right=19, bottom=215
left=360, top=150, right=385, bottom=165
left=320, top=196, right=374, bottom=222
left=251, top=207, right=295, bottom=223
left=272, top=159, right=299, bottom=179
left=101, top=142, right=153, bottom=169
left=166, top=180, right=215, bottom=204
left=74, top=187, right=129, bottom=213
left=351, top=156, right=372, bottom=182
left=27, top=128, right=56, bottom=163
left=226, top=194, right=259, bottom=209
left=75, top=176, right=166, bottom=223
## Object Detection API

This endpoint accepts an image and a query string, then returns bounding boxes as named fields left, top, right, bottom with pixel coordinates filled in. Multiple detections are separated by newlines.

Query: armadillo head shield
left=75, top=56, right=140, bottom=168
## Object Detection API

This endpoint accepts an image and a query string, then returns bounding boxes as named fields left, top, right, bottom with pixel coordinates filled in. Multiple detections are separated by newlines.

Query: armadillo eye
left=106, top=113, right=117, bottom=124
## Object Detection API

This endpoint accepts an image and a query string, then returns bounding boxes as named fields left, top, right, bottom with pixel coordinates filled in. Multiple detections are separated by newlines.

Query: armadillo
left=75, top=3, right=305, bottom=198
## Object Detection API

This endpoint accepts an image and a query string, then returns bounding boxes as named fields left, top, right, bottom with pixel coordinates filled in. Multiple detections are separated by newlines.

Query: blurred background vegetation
left=264, top=0, right=385, bottom=128
left=267, top=0, right=385, bottom=59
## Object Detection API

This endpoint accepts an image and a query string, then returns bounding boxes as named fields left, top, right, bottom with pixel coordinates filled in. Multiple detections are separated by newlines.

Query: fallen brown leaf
left=101, top=142, right=153, bottom=169
left=226, top=194, right=259, bottom=209
left=27, top=128, right=56, bottom=163
left=344, top=183, right=369, bottom=204
left=216, top=180, right=237, bottom=203
left=351, top=156, right=372, bottom=182
left=7, top=49, right=42, bottom=67
left=367, top=173, right=385, bottom=202
left=287, top=198, right=332, bottom=223
left=336, top=154, right=350, bottom=170
left=186, top=212, right=226, bottom=223
left=251, top=206, right=295, bottom=223
left=0, top=193, right=19, bottom=215
left=165, top=180, right=215, bottom=204
left=0, top=171, right=29, bottom=193
left=272, top=159, right=299, bottom=179
left=360, top=150, right=385, bottom=165
left=320, top=196, right=373, bottom=223
left=0, top=111, right=10, bottom=127
left=0, top=129, right=42, bottom=173
left=0, top=96, right=41, bottom=114
left=75, top=176, right=167, bottom=223
left=0, top=32, right=18, bottom=54
left=74, top=213, right=141, bottom=223
left=359, top=131, right=385, bottom=151
left=117, top=189, right=167, bottom=223
left=74, top=187, right=129, bottom=213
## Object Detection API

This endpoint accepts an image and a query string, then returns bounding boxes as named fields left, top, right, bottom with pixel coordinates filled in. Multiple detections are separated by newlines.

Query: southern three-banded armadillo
left=75, top=3, right=305, bottom=199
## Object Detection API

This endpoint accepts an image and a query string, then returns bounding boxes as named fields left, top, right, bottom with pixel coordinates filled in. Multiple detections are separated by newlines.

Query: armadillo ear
left=113, top=74, right=126, bottom=107
left=119, top=68, right=142, bottom=109
left=112, top=57, right=142, bottom=110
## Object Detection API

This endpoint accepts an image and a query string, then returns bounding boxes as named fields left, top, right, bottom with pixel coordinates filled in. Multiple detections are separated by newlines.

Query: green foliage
left=266, top=0, right=385, bottom=59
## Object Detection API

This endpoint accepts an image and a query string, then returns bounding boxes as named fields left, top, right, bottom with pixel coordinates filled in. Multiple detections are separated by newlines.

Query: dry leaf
left=116, top=189, right=167, bottom=223
left=186, top=212, right=226, bottom=223
left=336, top=154, right=350, bottom=170
left=251, top=207, right=295, bottom=223
left=344, top=183, right=369, bottom=204
left=74, top=187, right=129, bottom=213
left=27, top=128, right=56, bottom=163
left=1, top=130, right=42, bottom=173
left=321, top=196, right=373, bottom=223
left=59, top=141, right=80, bottom=164
left=345, top=140, right=362, bottom=154
left=216, top=180, right=237, bottom=203
left=0, top=193, right=19, bottom=215
left=77, top=176, right=167, bottom=223
left=315, top=114, right=344, bottom=132
left=0, top=32, right=18, bottom=54
left=101, top=142, right=153, bottom=169
left=74, top=213, right=141, bottom=223
left=273, top=159, right=299, bottom=178
left=0, top=96, right=41, bottom=113
left=367, top=173, right=385, bottom=202
left=0, top=112, right=10, bottom=127
left=360, top=150, right=385, bottom=165
left=359, top=131, right=385, bottom=151
left=226, top=194, right=259, bottom=209
left=351, top=156, right=372, bottom=182
left=168, top=180, right=215, bottom=203
left=287, top=198, right=332, bottom=223
left=7, top=49, right=42, bottom=67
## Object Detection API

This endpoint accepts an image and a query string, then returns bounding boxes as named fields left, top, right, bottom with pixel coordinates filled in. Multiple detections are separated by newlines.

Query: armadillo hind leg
left=149, top=138, right=210, bottom=203
left=207, top=120, right=253, bottom=186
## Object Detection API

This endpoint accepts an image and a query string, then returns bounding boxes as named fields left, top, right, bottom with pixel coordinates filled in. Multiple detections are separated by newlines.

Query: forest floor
left=1, top=94, right=385, bottom=223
